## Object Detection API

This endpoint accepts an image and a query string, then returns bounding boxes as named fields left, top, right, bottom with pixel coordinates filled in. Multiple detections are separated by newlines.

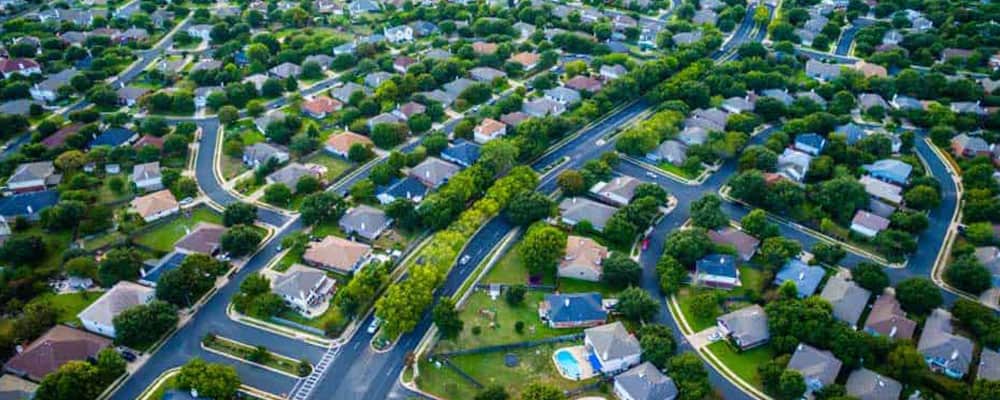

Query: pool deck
left=552, top=345, right=598, bottom=381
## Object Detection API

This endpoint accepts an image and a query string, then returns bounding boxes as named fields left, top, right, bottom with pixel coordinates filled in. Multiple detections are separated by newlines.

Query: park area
left=133, top=207, right=223, bottom=252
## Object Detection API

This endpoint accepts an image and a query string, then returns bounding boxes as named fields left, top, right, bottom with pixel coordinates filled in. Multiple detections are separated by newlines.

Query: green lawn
left=29, top=291, right=104, bottom=326
left=222, top=156, right=249, bottom=181
left=658, top=161, right=700, bottom=179
left=133, top=207, right=223, bottom=252
left=14, top=227, right=74, bottom=275
left=483, top=241, right=554, bottom=285
left=676, top=266, right=764, bottom=332
left=275, top=303, right=347, bottom=337
left=301, top=152, right=353, bottom=181
left=706, top=340, right=775, bottom=388
left=203, top=336, right=308, bottom=377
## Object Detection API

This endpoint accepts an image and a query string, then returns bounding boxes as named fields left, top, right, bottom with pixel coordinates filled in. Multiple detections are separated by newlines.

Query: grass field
left=301, top=152, right=353, bottom=181
left=133, top=207, right=223, bottom=252
left=706, top=340, right=775, bottom=388
left=29, top=291, right=104, bottom=326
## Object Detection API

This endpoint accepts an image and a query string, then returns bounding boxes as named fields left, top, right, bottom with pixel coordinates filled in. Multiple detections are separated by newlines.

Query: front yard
left=676, top=266, right=764, bottom=332
left=706, top=340, right=776, bottom=388
left=132, top=207, right=223, bottom=252
left=29, top=291, right=104, bottom=326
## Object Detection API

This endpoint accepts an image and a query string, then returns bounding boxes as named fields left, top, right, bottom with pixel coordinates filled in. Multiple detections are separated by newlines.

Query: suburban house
left=846, top=368, right=902, bottom=400
left=850, top=210, right=890, bottom=238
left=613, top=362, right=677, bottom=400
left=301, top=96, right=342, bottom=119
left=0, top=190, right=59, bottom=221
left=303, top=235, right=373, bottom=274
left=890, top=94, right=924, bottom=111
left=364, top=71, right=394, bottom=88
left=777, top=148, right=812, bottom=182
left=131, top=162, right=163, bottom=192
left=788, top=343, right=843, bottom=395
left=600, top=64, right=627, bottom=80
left=139, top=251, right=188, bottom=287
left=707, top=227, right=759, bottom=261
left=0, top=58, right=41, bottom=78
left=243, top=142, right=290, bottom=167
left=584, top=322, right=642, bottom=374
left=863, top=292, right=916, bottom=340
left=979, top=349, right=1000, bottom=381
left=805, top=59, right=842, bottom=81
left=271, top=264, right=336, bottom=317
left=558, top=236, right=608, bottom=282
left=410, top=157, right=461, bottom=188
left=440, top=139, right=481, bottom=168
left=974, top=246, right=1000, bottom=287
left=859, top=175, right=903, bottom=205
left=367, top=112, right=403, bottom=130
left=269, top=62, right=301, bottom=80
left=716, top=305, right=769, bottom=351
left=951, top=101, right=987, bottom=116
left=819, top=275, right=871, bottom=327
left=695, top=254, right=740, bottom=289
left=30, top=68, right=76, bottom=102
left=472, top=41, right=498, bottom=55
left=523, top=97, right=566, bottom=117
left=3, top=325, right=111, bottom=382
left=393, top=102, right=425, bottom=120
left=773, top=259, right=825, bottom=298
left=544, top=87, right=582, bottom=105
left=0, top=375, right=37, bottom=398
left=950, top=133, right=991, bottom=158
left=500, top=111, right=530, bottom=127
left=78, top=281, right=155, bottom=338
left=558, top=197, right=618, bottom=232
left=7, top=161, right=59, bottom=193
left=469, top=66, right=507, bottom=82
left=266, top=163, right=326, bottom=188
left=187, top=24, right=212, bottom=41
left=918, top=308, right=974, bottom=379
left=794, top=133, right=826, bottom=156
left=538, top=292, right=608, bottom=328
left=383, top=25, right=413, bottom=43
left=509, top=52, right=540, bottom=70
left=174, top=223, right=226, bottom=255
left=863, top=159, right=912, bottom=185
left=589, top=176, right=640, bottom=206
left=130, top=189, right=179, bottom=222
left=116, top=86, right=148, bottom=107
left=339, top=205, right=392, bottom=241
left=473, top=118, right=507, bottom=144
left=565, top=76, right=603, bottom=93
left=721, top=96, right=754, bottom=114
left=90, top=127, right=138, bottom=148
left=646, top=140, right=687, bottom=165
left=393, top=56, right=416, bottom=73
left=859, top=93, right=888, bottom=112
left=325, top=131, right=373, bottom=158
left=376, top=176, right=429, bottom=205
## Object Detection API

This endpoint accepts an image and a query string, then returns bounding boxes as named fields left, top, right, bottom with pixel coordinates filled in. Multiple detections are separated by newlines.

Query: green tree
left=505, top=284, right=526, bottom=306
left=295, top=175, right=322, bottom=194
left=98, top=248, right=143, bottom=287
left=617, top=287, right=659, bottom=322
left=300, top=192, right=345, bottom=226
left=112, top=300, right=178, bottom=348
left=221, top=224, right=264, bottom=257
left=223, top=202, right=258, bottom=227
left=758, top=237, right=802, bottom=269
left=156, top=254, right=226, bottom=307
left=667, top=353, right=712, bottom=400
left=811, top=243, right=846, bottom=266
left=432, top=298, right=464, bottom=339
left=505, top=192, right=554, bottom=226
left=690, top=194, right=728, bottom=229
left=638, top=324, right=676, bottom=369
left=971, top=380, right=1000, bottom=400
left=777, top=370, right=806, bottom=400
left=852, top=262, right=889, bottom=293
left=218, top=106, right=239, bottom=124
left=903, top=185, right=940, bottom=210
left=896, top=278, right=942, bottom=315
left=946, top=255, right=992, bottom=294
left=520, top=383, right=563, bottom=400
left=664, top=228, right=712, bottom=266
left=602, top=252, right=642, bottom=288
left=176, top=358, right=241, bottom=400
left=520, top=225, right=567, bottom=276
left=690, top=291, right=720, bottom=319
left=13, top=301, right=56, bottom=342
left=480, top=139, right=519, bottom=175
left=475, top=385, right=510, bottom=400
left=656, top=255, right=687, bottom=295
left=556, top=170, right=586, bottom=195
left=348, top=143, right=375, bottom=163
left=94, top=348, right=126, bottom=383
left=815, top=177, right=868, bottom=224
left=34, top=361, right=103, bottom=400
left=264, top=183, right=293, bottom=206
left=741, top=209, right=779, bottom=239
left=886, top=344, right=926, bottom=384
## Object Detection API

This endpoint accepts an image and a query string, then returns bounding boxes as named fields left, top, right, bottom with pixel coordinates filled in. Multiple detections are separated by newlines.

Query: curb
left=200, top=336, right=309, bottom=379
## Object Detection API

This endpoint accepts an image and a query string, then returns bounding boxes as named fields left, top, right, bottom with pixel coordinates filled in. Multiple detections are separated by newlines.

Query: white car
left=459, top=255, right=471, bottom=265
left=367, top=317, right=382, bottom=334
left=646, top=172, right=657, bottom=179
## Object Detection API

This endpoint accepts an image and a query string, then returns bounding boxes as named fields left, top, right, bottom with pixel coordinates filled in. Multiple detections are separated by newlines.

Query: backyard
left=222, top=120, right=266, bottom=180
left=132, top=207, right=223, bottom=252
left=29, top=290, right=104, bottom=326
left=482, top=238, right=621, bottom=296
left=301, top=152, right=353, bottom=182
left=676, top=266, right=764, bottom=332
left=705, top=340, right=776, bottom=389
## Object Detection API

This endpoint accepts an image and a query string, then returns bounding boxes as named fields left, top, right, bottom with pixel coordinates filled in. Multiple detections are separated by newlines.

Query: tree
left=759, top=356, right=790, bottom=396
left=350, top=179, right=376, bottom=203
left=218, top=106, right=239, bottom=124
left=758, top=237, right=802, bottom=268
left=0, top=234, right=45, bottom=265
left=176, top=358, right=241, bottom=400
left=171, top=177, right=198, bottom=199
left=690, top=194, right=727, bottom=229
left=480, top=139, right=519, bottom=175
left=475, top=385, right=510, bottom=400
left=946, top=255, right=993, bottom=294
left=777, top=370, right=806, bottom=400
left=896, top=278, right=942, bottom=315
left=264, top=183, right=293, bottom=206
left=223, top=202, right=257, bottom=226
left=295, top=175, right=322, bottom=194
left=221, top=224, right=264, bottom=257
left=667, top=353, right=712, bottom=400
left=94, top=348, right=126, bottom=383
left=348, top=143, right=375, bottom=163
left=741, top=209, right=779, bottom=239
left=634, top=184, right=668, bottom=205
left=664, top=228, right=712, bottom=266
left=520, top=383, right=563, bottom=400
left=13, top=301, right=56, bottom=342
left=35, top=361, right=104, bottom=400
left=691, top=292, right=721, bottom=320
left=602, top=252, right=641, bottom=288
left=886, top=344, right=926, bottom=384
left=505, top=192, right=554, bottom=226
left=811, top=242, right=846, bottom=266
left=903, top=185, right=940, bottom=210
left=616, top=287, right=659, bottom=322
left=300, top=192, right=345, bottom=226
left=385, top=199, right=420, bottom=231
left=112, top=300, right=178, bottom=348
left=98, top=248, right=143, bottom=287
left=55, top=150, right=87, bottom=172
left=371, top=123, right=407, bottom=149
left=505, top=284, right=526, bottom=306
left=638, top=324, right=676, bottom=369
left=519, top=225, right=567, bottom=277
left=815, top=177, right=868, bottom=224
left=64, top=256, right=97, bottom=279
left=156, top=254, right=226, bottom=307
left=971, top=380, right=1000, bottom=400
left=656, top=255, right=687, bottom=295
left=432, top=298, right=463, bottom=339
left=853, top=262, right=889, bottom=293
left=556, top=170, right=586, bottom=195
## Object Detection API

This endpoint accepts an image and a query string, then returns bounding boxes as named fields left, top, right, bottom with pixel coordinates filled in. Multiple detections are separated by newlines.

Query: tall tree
left=519, top=225, right=567, bottom=276
left=432, top=298, right=463, bottom=339
left=690, top=194, right=728, bottom=229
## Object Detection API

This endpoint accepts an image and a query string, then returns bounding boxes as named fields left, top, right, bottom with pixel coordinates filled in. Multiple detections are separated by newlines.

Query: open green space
left=29, top=290, right=104, bottom=326
left=706, top=340, right=775, bottom=388
left=133, top=207, right=223, bottom=252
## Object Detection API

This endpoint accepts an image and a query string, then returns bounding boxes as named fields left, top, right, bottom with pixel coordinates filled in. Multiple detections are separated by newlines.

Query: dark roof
left=90, top=127, right=135, bottom=147
left=543, top=292, right=607, bottom=323
left=140, top=251, right=188, bottom=285
left=0, top=190, right=59, bottom=218
left=696, top=254, right=737, bottom=278
left=3, top=325, right=111, bottom=381
left=440, top=139, right=481, bottom=167
left=377, top=176, right=428, bottom=201
left=795, top=133, right=826, bottom=151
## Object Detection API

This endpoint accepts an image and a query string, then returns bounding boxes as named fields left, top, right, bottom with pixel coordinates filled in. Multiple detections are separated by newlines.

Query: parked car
left=367, top=317, right=382, bottom=334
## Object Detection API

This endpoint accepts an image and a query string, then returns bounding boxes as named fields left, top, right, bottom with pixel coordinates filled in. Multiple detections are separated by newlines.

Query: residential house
left=707, top=227, right=760, bottom=262
left=266, top=163, right=326, bottom=188
left=301, top=96, right=342, bottom=119
left=473, top=118, right=507, bottom=144
left=409, top=20, right=437, bottom=37
left=393, top=56, right=416, bottom=74
left=391, top=102, right=425, bottom=122
left=91, top=127, right=138, bottom=148
left=347, top=0, right=380, bottom=14
left=794, top=133, right=826, bottom=156
left=513, top=22, right=536, bottom=39
left=244, top=74, right=269, bottom=91
left=805, top=59, right=842, bottom=81
left=890, top=94, right=923, bottom=111
left=978, top=349, right=1000, bottom=381
left=613, top=362, right=677, bottom=400
left=672, top=31, right=702, bottom=46
left=951, top=101, right=988, bottom=116
left=850, top=210, right=890, bottom=238
left=678, top=127, right=709, bottom=146
left=558, top=197, right=618, bottom=232
left=469, top=66, right=506, bottom=83
left=565, top=76, right=602, bottom=93
left=501, top=111, right=530, bottom=127
left=539, top=292, right=608, bottom=328
left=0, top=58, right=40, bottom=78
left=600, top=64, right=627, bottom=80
left=30, top=68, right=76, bottom=102
left=863, top=292, right=916, bottom=340
left=918, top=308, right=974, bottom=379
left=722, top=96, right=754, bottom=114
left=325, top=131, right=373, bottom=158
left=882, top=30, right=903, bottom=45
left=853, top=61, right=887, bottom=79
left=951, top=133, right=991, bottom=158
left=194, top=86, right=222, bottom=109
left=863, top=159, right=912, bottom=185
left=7, top=161, right=59, bottom=193
left=585, top=322, right=642, bottom=374
left=174, top=222, right=226, bottom=255
left=774, top=259, right=825, bottom=298
left=339, top=205, right=392, bottom=241
left=941, top=48, right=974, bottom=62
left=717, top=305, right=769, bottom=350
left=139, top=251, right=188, bottom=287
left=777, top=148, right=813, bottom=182
left=509, top=52, right=540, bottom=70
left=589, top=176, right=641, bottom=206
left=523, top=97, right=566, bottom=117
left=646, top=140, right=687, bottom=165
left=860, top=175, right=903, bottom=205
left=797, top=90, right=827, bottom=107
left=410, top=157, right=460, bottom=188
left=42, top=123, right=83, bottom=148
left=761, top=89, right=794, bottom=106
left=442, top=78, right=474, bottom=99
left=558, top=236, right=608, bottom=282
left=846, top=368, right=903, bottom=400
left=424, top=48, right=451, bottom=60
left=692, top=9, right=717, bottom=25
left=78, top=281, right=155, bottom=338
left=833, top=123, right=867, bottom=145
left=304, top=55, right=334, bottom=70
left=820, top=275, right=872, bottom=327
left=333, top=42, right=357, bottom=56
left=269, top=62, right=301, bottom=80
left=117, top=28, right=149, bottom=44
left=243, top=142, right=290, bottom=167
left=116, top=86, right=149, bottom=107
left=376, top=176, right=428, bottom=205
left=187, top=24, right=212, bottom=41
left=440, top=139, right=481, bottom=168
left=472, top=41, right=498, bottom=55
left=271, top=264, right=336, bottom=317
left=132, top=161, right=163, bottom=191
left=859, top=93, right=888, bottom=112
left=0, top=190, right=59, bottom=221
left=130, top=190, right=179, bottom=222
left=3, top=325, right=111, bottom=382
left=787, top=343, right=843, bottom=395
left=364, top=71, right=394, bottom=88
left=0, top=374, right=37, bottom=399
left=367, top=112, right=403, bottom=130
left=695, top=254, right=740, bottom=289
left=303, top=235, right=373, bottom=274
left=331, top=82, right=371, bottom=103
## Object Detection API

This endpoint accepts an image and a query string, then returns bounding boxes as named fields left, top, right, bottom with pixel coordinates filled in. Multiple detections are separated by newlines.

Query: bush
left=504, top=284, right=526, bottom=306
left=471, top=326, right=482, bottom=335
left=514, top=321, right=524, bottom=334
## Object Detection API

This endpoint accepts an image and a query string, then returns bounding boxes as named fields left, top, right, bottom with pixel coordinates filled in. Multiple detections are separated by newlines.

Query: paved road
left=834, top=18, right=875, bottom=57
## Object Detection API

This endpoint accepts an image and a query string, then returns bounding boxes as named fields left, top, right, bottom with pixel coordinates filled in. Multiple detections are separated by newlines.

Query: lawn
left=433, top=290, right=582, bottom=354
left=706, top=340, right=776, bottom=388
left=29, top=291, right=104, bottom=326
left=301, top=152, right=353, bottom=182
left=658, top=161, right=700, bottom=179
left=676, top=267, right=764, bottom=332
left=203, top=335, right=308, bottom=377
left=132, top=207, right=223, bottom=252
left=97, top=176, right=135, bottom=204
left=275, top=303, right=347, bottom=337
left=482, top=241, right=555, bottom=286
left=222, top=156, right=249, bottom=181
left=14, top=227, right=74, bottom=275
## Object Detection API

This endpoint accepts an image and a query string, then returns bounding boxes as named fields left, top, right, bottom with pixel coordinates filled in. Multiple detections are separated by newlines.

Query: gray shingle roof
left=558, top=197, right=618, bottom=232
left=846, top=368, right=902, bottom=400
left=717, top=305, right=769, bottom=347
left=787, top=343, right=842, bottom=390
left=586, top=322, right=640, bottom=360
left=917, top=308, right=974, bottom=377
left=615, top=362, right=678, bottom=400
left=339, top=205, right=390, bottom=240
left=979, top=348, right=1000, bottom=381
left=819, top=276, right=871, bottom=326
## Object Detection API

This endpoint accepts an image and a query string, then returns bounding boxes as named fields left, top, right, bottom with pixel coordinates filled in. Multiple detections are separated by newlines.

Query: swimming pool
left=554, top=349, right=581, bottom=379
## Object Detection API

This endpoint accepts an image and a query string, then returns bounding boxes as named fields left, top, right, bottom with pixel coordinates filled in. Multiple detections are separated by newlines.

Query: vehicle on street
left=367, top=317, right=382, bottom=334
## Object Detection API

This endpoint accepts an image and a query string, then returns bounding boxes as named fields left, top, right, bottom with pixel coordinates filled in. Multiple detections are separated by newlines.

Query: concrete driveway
left=688, top=327, right=721, bottom=350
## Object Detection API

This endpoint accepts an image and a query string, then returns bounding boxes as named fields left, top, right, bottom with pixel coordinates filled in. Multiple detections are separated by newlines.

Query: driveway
left=688, top=327, right=721, bottom=350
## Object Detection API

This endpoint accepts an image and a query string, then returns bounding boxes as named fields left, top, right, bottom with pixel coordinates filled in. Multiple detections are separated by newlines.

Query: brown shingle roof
left=174, top=222, right=226, bottom=254
left=325, top=131, right=373, bottom=154
left=4, top=325, right=111, bottom=381
left=130, top=190, right=178, bottom=219
left=303, top=236, right=372, bottom=273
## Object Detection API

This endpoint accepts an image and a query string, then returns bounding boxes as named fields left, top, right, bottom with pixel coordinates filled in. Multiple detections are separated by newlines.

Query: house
left=365, top=71, right=394, bottom=88
left=394, top=102, right=425, bottom=121
left=672, top=31, right=702, bottom=46
left=0, top=99, right=36, bottom=116
left=42, top=123, right=82, bottom=148
left=409, top=20, right=437, bottom=37
left=513, top=22, right=536, bottom=39
left=721, top=96, right=754, bottom=114
left=850, top=210, right=890, bottom=238
left=523, top=97, right=566, bottom=117
left=853, top=61, right=887, bottom=79
left=544, top=87, right=582, bottom=105
left=410, top=157, right=460, bottom=188
left=863, top=292, right=916, bottom=340
left=558, top=197, right=618, bottom=232
left=509, top=52, right=540, bottom=70
left=565, top=76, right=603, bottom=93
left=787, top=343, right=842, bottom=395
left=304, top=55, right=334, bottom=70
left=0, top=190, right=59, bottom=221
left=325, top=131, right=372, bottom=158
left=539, top=292, right=608, bottom=328
left=585, top=322, right=642, bottom=374
left=3, top=325, right=111, bottom=382
left=469, top=67, right=507, bottom=83
left=333, top=42, right=357, bottom=56
left=590, top=176, right=640, bottom=206
left=950, top=133, right=991, bottom=158
left=115, top=86, right=149, bottom=107
left=440, top=139, right=481, bottom=168
left=761, top=89, right=794, bottom=106
left=692, top=9, right=717, bottom=25
left=973, top=246, right=1000, bottom=287
left=918, top=308, right=974, bottom=379
left=266, top=163, right=325, bottom=188
left=243, top=74, right=269, bottom=91
left=941, top=48, right=974, bottom=62
left=347, top=0, right=381, bottom=14
left=797, top=90, right=827, bottom=107
left=774, top=259, right=825, bottom=298
left=890, top=94, right=923, bottom=111
left=833, top=123, right=866, bottom=145
left=376, top=176, right=428, bottom=205
left=882, top=29, right=903, bottom=45
left=191, top=58, right=222, bottom=72
left=805, top=59, right=842, bottom=81
left=139, top=251, right=188, bottom=287
left=860, top=175, right=903, bottom=205
left=269, top=62, right=301, bottom=80
left=0, top=374, right=37, bottom=399
left=130, top=190, right=179, bottom=222
left=614, top=362, right=677, bottom=400
left=558, top=236, right=608, bottom=282
left=859, top=93, right=888, bottom=112
left=187, top=24, right=212, bottom=41
left=331, top=82, right=372, bottom=103
left=7, top=161, right=59, bottom=193
left=716, top=305, right=769, bottom=350
left=424, top=48, right=451, bottom=60
left=78, top=281, right=155, bottom=338
left=707, top=227, right=759, bottom=261
left=382, top=25, right=414, bottom=44
left=393, top=56, right=417, bottom=74
left=794, top=133, right=826, bottom=156
left=678, top=127, right=709, bottom=146
left=978, top=349, right=1000, bottom=381
left=243, top=142, right=290, bottom=167
left=194, top=86, right=222, bottom=109
left=472, top=41, right=498, bottom=55
left=846, top=368, right=902, bottom=400
left=0, top=58, right=40, bottom=78
left=600, top=64, right=627, bottom=80
left=174, top=223, right=226, bottom=255
left=777, top=148, right=813, bottom=182
left=443, top=78, right=474, bottom=98
left=474, top=118, right=506, bottom=144
left=367, top=112, right=403, bottom=130
left=951, top=101, right=988, bottom=116
left=863, top=159, right=912, bottom=185
left=301, top=96, right=342, bottom=119
left=820, top=275, right=871, bottom=327
left=131, top=162, right=163, bottom=192
left=117, top=28, right=149, bottom=44
left=91, top=127, right=138, bottom=148
left=272, top=264, right=336, bottom=317
left=303, top=235, right=373, bottom=274
left=646, top=140, right=687, bottom=165
left=339, top=205, right=392, bottom=241
left=695, top=254, right=740, bottom=289
left=501, top=111, right=530, bottom=127
left=30, top=68, right=77, bottom=102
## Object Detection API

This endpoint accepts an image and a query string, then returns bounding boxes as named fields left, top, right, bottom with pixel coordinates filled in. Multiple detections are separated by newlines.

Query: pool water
left=554, top=349, right=581, bottom=378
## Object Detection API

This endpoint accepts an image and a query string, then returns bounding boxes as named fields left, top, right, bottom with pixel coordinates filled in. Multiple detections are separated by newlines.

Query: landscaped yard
left=301, top=152, right=353, bottom=182
left=706, top=340, right=776, bottom=388
left=203, top=335, right=308, bottom=377
left=676, top=266, right=765, bottom=332
left=275, top=303, right=347, bottom=337
left=133, top=207, right=223, bottom=252
left=29, top=291, right=104, bottom=326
